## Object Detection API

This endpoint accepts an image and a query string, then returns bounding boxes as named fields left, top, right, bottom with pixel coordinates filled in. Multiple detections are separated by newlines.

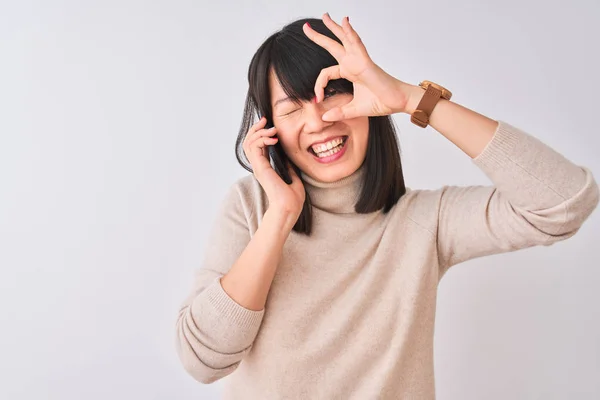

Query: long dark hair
left=235, top=17, right=406, bottom=235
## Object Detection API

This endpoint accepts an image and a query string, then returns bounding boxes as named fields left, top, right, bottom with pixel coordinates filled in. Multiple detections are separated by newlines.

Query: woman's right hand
left=243, top=117, right=306, bottom=220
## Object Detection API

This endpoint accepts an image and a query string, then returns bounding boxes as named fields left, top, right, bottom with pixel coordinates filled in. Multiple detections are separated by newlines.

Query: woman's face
left=269, top=69, right=369, bottom=183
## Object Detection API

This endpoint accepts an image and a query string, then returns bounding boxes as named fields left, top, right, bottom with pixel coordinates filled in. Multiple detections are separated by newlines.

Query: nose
left=303, top=101, right=334, bottom=134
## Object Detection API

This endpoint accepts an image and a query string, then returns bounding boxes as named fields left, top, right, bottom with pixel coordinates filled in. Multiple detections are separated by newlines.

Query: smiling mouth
left=309, top=136, right=348, bottom=158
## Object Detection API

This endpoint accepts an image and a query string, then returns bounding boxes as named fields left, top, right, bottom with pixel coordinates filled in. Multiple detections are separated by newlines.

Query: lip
left=307, top=135, right=347, bottom=150
left=310, top=136, right=349, bottom=164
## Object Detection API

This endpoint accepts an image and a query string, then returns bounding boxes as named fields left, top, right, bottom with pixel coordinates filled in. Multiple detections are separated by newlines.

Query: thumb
left=288, top=162, right=301, bottom=181
left=322, top=103, right=359, bottom=122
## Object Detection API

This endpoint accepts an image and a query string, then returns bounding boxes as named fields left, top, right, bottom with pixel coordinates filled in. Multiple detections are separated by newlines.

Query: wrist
left=402, top=83, right=425, bottom=115
left=265, top=207, right=299, bottom=232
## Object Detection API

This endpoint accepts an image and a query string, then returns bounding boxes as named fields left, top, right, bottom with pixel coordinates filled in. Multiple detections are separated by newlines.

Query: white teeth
left=311, top=137, right=344, bottom=154
left=316, top=144, right=344, bottom=158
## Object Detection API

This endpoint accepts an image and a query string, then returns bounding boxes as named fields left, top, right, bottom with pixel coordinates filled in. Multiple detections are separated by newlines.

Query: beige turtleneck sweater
left=175, top=120, right=598, bottom=399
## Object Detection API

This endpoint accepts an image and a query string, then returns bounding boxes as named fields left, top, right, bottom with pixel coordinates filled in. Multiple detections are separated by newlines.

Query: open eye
left=323, top=87, right=339, bottom=99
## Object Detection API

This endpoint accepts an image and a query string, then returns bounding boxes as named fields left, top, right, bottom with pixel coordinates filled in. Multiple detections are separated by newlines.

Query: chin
left=305, top=163, right=360, bottom=183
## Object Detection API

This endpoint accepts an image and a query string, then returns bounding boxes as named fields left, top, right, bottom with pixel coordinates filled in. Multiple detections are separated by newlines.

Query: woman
left=175, top=14, right=599, bottom=399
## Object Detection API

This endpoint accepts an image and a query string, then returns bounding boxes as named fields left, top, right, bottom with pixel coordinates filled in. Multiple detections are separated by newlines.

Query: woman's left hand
left=303, top=13, right=414, bottom=121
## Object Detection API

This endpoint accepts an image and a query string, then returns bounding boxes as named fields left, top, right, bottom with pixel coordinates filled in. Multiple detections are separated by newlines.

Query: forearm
left=220, top=208, right=296, bottom=311
left=399, top=81, right=598, bottom=228
left=402, top=83, right=498, bottom=158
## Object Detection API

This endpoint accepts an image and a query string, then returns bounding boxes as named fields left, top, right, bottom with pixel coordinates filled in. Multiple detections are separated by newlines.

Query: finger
left=341, top=16, right=363, bottom=46
left=320, top=13, right=350, bottom=48
left=260, top=137, right=278, bottom=157
left=287, top=163, right=305, bottom=189
left=254, top=136, right=275, bottom=160
left=245, top=124, right=274, bottom=149
left=245, top=136, right=278, bottom=162
left=251, top=116, right=268, bottom=132
left=253, top=136, right=278, bottom=151
left=245, top=117, right=268, bottom=142
left=322, top=103, right=359, bottom=122
left=314, top=65, right=341, bottom=103
left=248, top=127, right=277, bottom=148
left=243, top=124, right=273, bottom=152
left=290, top=171, right=307, bottom=198
left=287, top=162, right=299, bottom=179
left=302, top=21, right=345, bottom=62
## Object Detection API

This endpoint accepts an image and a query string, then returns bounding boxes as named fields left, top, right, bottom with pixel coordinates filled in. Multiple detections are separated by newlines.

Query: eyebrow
left=273, top=96, right=292, bottom=109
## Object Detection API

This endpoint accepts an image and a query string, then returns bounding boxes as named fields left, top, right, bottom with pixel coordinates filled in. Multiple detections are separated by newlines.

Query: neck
left=300, top=165, right=365, bottom=214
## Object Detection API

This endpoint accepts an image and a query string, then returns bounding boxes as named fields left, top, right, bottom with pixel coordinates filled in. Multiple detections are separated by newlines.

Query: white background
left=1, top=1, right=598, bottom=399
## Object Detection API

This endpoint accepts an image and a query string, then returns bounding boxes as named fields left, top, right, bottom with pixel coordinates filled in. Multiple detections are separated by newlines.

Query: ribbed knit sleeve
left=436, top=120, right=599, bottom=273
left=175, top=182, right=265, bottom=384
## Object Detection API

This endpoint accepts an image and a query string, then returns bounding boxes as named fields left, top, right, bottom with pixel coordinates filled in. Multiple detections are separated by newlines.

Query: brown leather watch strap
left=410, top=85, right=442, bottom=128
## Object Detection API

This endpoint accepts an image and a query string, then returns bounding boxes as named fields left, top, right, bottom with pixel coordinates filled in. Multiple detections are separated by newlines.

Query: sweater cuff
left=202, top=277, right=265, bottom=330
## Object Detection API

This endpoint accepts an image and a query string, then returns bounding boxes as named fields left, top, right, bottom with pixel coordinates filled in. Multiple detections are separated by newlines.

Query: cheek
left=350, top=118, right=370, bottom=148
left=274, top=128, right=302, bottom=154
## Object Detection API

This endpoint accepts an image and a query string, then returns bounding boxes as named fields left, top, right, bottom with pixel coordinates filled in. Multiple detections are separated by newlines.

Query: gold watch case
left=419, top=80, right=452, bottom=100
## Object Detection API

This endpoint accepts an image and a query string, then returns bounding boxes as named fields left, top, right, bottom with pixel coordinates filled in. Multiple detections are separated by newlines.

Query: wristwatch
left=410, top=80, right=452, bottom=128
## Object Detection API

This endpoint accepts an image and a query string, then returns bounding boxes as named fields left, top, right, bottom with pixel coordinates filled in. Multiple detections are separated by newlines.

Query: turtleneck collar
left=300, top=164, right=365, bottom=214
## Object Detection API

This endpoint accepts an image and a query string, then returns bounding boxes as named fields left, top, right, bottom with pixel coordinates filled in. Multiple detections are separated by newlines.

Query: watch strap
left=410, top=84, right=443, bottom=128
